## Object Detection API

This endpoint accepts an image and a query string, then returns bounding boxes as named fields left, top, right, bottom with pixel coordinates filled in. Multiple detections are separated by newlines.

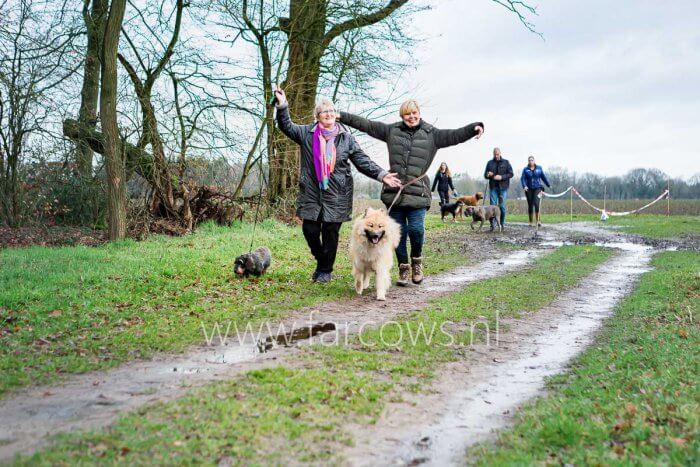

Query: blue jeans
left=389, top=206, right=427, bottom=265
left=489, top=187, right=507, bottom=226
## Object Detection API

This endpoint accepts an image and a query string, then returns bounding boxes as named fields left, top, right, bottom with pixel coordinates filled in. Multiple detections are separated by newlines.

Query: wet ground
left=341, top=241, right=654, bottom=466
left=0, top=222, right=680, bottom=462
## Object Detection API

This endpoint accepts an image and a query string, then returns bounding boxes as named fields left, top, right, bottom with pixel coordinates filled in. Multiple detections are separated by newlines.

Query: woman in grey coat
left=340, top=100, right=483, bottom=285
left=274, top=88, right=401, bottom=283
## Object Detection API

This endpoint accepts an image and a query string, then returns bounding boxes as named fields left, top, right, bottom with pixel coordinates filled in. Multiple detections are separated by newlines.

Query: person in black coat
left=431, top=162, right=454, bottom=206
left=484, top=147, right=514, bottom=228
left=274, top=88, right=401, bottom=283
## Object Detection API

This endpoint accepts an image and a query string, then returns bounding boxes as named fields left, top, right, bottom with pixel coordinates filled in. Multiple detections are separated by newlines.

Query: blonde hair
left=399, top=99, right=420, bottom=116
left=314, top=97, right=335, bottom=119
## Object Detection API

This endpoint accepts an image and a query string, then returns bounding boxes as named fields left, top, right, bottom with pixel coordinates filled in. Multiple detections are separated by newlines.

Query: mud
left=341, top=242, right=654, bottom=466
left=544, top=221, right=699, bottom=251
left=0, top=228, right=550, bottom=462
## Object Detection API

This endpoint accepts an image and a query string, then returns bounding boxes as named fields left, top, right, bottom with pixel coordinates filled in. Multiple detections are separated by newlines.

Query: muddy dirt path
left=341, top=242, right=654, bottom=466
left=0, top=236, right=551, bottom=462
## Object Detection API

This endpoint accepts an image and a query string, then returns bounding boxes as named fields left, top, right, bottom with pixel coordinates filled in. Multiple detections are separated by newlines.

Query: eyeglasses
left=318, top=109, right=336, bottom=116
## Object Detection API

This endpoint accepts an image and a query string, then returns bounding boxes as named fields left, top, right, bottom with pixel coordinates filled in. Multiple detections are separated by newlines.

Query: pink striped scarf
left=312, top=124, right=339, bottom=190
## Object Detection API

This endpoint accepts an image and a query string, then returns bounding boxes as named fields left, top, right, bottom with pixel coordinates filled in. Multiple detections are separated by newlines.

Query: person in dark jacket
left=431, top=162, right=454, bottom=206
left=484, top=147, right=513, bottom=228
left=274, top=88, right=401, bottom=283
left=340, top=100, right=483, bottom=286
left=520, top=155, right=551, bottom=227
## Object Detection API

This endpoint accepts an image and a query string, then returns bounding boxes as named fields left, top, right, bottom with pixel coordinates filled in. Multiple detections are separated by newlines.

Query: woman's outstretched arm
left=274, top=88, right=306, bottom=144
left=434, top=122, right=484, bottom=149
left=339, top=111, right=391, bottom=142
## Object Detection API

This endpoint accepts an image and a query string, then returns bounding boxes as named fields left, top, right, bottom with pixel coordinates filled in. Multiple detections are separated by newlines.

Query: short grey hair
left=314, top=97, right=335, bottom=118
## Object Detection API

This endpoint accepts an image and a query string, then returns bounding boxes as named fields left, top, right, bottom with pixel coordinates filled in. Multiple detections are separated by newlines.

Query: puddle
left=425, top=249, right=545, bottom=290
left=348, top=243, right=654, bottom=466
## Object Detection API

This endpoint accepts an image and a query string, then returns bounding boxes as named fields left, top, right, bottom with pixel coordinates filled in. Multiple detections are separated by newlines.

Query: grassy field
left=471, top=251, right=699, bottom=465
left=0, top=217, right=468, bottom=397
left=504, top=198, right=699, bottom=216
left=16, top=245, right=613, bottom=464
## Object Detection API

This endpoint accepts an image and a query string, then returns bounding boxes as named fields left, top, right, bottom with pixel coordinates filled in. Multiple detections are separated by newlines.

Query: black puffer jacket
left=484, top=158, right=514, bottom=189
left=431, top=171, right=454, bottom=192
left=340, top=112, right=483, bottom=209
left=276, top=103, right=387, bottom=222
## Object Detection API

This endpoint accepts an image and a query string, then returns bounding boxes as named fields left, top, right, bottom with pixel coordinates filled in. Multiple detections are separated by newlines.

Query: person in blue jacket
left=520, top=155, right=551, bottom=227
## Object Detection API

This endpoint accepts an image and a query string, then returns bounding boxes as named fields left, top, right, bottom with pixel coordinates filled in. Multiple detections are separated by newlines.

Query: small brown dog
left=464, top=205, right=502, bottom=232
left=456, top=192, right=484, bottom=219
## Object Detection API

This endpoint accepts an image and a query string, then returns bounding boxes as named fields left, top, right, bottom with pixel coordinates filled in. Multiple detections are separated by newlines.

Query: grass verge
left=0, top=217, right=467, bottom=397
left=17, top=245, right=612, bottom=465
left=471, top=251, right=699, bottom=465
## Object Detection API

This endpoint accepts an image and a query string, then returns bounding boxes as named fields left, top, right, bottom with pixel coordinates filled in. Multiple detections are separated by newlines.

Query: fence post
left=570, top=188, right=573, bottom=226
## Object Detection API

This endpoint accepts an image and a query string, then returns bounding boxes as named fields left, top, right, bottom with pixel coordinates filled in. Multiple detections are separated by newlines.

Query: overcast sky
left=348, top=0, right=700, bottom=180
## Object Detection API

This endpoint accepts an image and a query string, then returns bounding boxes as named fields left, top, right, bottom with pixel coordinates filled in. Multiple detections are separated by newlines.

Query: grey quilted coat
left=339, top=112, right=483, bottom=209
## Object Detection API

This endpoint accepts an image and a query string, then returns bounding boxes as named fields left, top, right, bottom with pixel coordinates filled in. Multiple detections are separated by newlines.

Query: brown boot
left=528, top=212, right=534, bottom=226
left=411, top=257, right=423, bottom=284
left=397, top=263, right=410, bottom=286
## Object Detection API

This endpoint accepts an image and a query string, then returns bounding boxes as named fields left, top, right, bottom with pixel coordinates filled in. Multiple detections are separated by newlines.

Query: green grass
left=471, top=251, right=700, bottom=465
left=17, top=245, right=613, bottom=465
left=0, top=218, right=467, bottom=397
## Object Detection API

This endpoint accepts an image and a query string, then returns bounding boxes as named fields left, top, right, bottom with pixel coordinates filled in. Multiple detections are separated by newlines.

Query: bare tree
left=100, top=0, right=128, bottom=239
left=75, top=0, right=108, bottom=178
left=268, top=0, right=412, bottom=200
left=0, top=0, right=82, bottom=226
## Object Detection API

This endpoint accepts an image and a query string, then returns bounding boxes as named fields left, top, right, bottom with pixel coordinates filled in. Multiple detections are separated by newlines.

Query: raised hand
left=274, top=87, right=287, bottom=106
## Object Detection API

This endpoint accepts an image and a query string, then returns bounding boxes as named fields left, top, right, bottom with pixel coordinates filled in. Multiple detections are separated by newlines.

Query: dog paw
left=376, top=294, right=386, bottom=301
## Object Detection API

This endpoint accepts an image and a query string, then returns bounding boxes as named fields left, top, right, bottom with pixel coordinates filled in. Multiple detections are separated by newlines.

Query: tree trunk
left=100, top=0, right=127, bottom=240
left=268, top=0, right=326, bottom=201
left=76, top=0, right=107, bottom=178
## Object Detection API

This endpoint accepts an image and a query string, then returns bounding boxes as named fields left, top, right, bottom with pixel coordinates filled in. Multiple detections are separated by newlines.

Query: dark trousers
left=525, top=188, right=542, bottom=214
left=389, top=206, right=427, bottom=265
left=438, top=190, right=450, bottom=206
left=302, top=219, right=342, bottom=273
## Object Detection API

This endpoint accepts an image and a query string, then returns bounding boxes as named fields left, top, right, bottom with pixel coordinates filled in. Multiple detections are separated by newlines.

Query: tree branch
left=491, top=0, right=543, bottom=39
left=322, top=0, right=408, bottom=49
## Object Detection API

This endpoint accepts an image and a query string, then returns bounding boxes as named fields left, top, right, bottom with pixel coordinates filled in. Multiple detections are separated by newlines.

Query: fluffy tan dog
left=349, top=207, right=401, bottom=301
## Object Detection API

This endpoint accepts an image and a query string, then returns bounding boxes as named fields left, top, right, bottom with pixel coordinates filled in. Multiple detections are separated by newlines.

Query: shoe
left=311, top=270, right=320, bottom=282
left=397, top=263, right=410, bottom=286
left=411, top=257, right=423, bottom=284
left=315, top=272, right=332, bottom=283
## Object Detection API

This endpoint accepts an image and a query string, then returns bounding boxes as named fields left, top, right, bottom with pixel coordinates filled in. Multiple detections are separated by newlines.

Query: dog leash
left=386, top=173, right=429, bottom=213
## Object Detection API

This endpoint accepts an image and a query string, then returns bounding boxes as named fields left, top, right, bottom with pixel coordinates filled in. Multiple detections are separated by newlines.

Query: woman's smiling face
left=316, top=105, right=337, bottom=128
left=401, top=109, right=420, bottom=127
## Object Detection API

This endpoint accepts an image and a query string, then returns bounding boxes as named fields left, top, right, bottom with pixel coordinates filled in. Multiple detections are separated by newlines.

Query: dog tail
left=386, top=216, right=401, bottom=249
